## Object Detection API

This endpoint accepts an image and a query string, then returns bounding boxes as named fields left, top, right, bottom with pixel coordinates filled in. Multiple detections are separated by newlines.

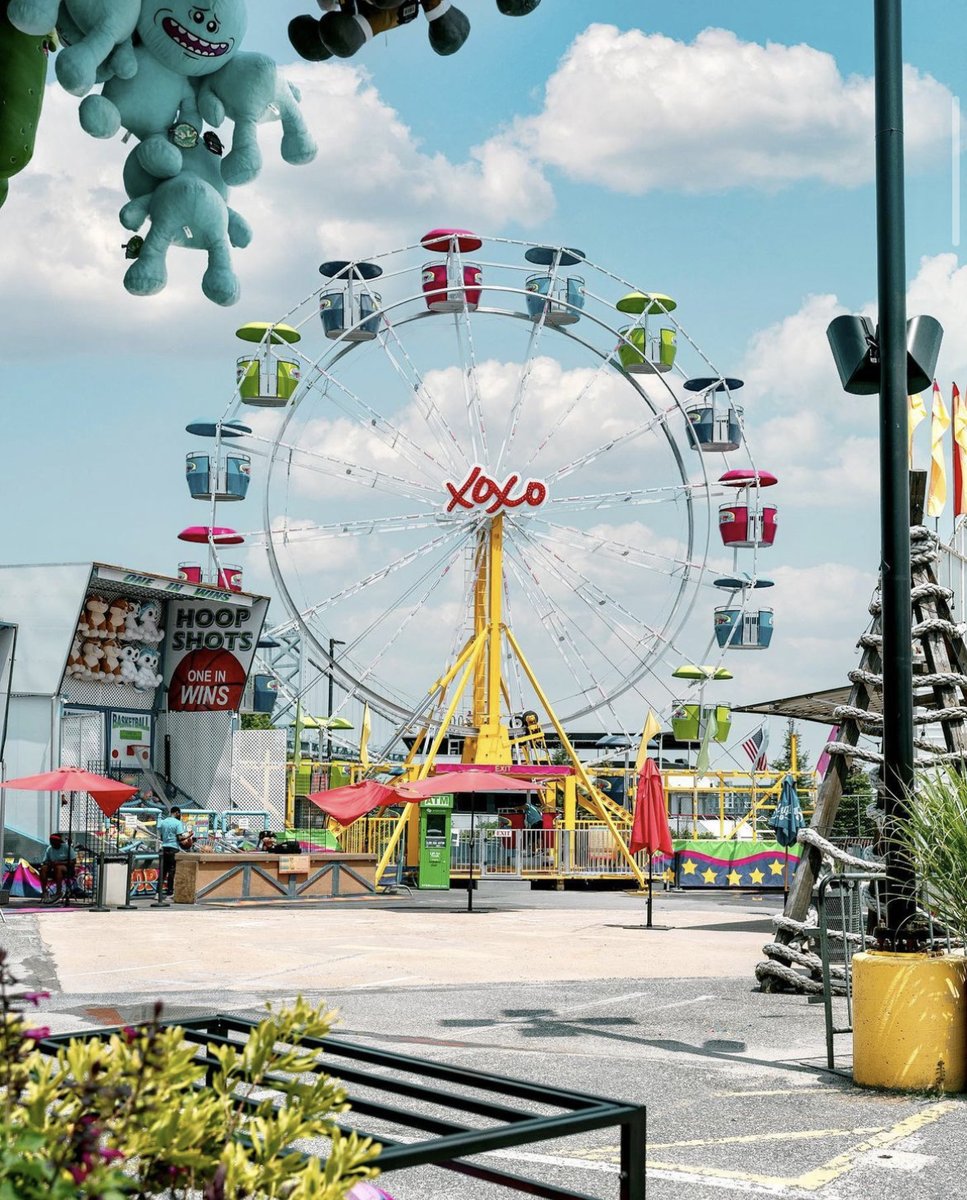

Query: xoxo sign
left=445, top=465, right=548, bottom=515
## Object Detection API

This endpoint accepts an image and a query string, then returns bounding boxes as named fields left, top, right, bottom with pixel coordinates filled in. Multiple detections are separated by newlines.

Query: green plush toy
left=120, top=139, right=252, bottom=306
left=0, top=0, right=49, bottom=209
left=197, top=51, right=317, bottom=187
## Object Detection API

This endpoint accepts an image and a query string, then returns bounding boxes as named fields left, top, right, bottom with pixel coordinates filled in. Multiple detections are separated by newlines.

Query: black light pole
left=326, top=638, right=345, bottom=762
left=874, top=0, right=917, bottom=945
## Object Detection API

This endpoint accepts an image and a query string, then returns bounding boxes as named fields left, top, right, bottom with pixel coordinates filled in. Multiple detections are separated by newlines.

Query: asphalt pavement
left=2, top=882, right=965, bottom=1199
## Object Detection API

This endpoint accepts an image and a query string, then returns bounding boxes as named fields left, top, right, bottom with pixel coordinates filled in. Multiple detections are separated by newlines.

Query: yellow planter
left=853, top=951, right=967, bottom=1092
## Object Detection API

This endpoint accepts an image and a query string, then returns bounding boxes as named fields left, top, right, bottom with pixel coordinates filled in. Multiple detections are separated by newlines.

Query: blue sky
left=3, top=1, right=966, bottom=764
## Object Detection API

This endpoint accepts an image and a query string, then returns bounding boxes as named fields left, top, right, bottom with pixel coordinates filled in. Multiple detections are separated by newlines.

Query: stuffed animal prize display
left=4, top=0, right=318, bottom=304
left=3, top=0, right=542, bottom=300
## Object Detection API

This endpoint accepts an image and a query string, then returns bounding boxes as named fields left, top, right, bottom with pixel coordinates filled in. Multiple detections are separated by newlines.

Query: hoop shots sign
left=163, top=598, right=268, bottom=712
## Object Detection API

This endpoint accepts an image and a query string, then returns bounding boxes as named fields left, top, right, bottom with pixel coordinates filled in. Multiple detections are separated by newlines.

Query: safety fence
left=37, top=1014, right=646, bottom=1200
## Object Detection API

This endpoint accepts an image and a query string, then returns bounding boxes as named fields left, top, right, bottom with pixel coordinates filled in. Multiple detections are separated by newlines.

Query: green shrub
left=896, top=765, right=967, bottom=941
left=0, top=949, right=379, bottom=1198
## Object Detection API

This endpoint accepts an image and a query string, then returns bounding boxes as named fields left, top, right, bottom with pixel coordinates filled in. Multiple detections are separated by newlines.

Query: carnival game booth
left=0, top=562, right=272, bottom=865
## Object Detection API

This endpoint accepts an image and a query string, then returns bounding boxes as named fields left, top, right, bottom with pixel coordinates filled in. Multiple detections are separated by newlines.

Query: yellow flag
left=927, top=380, right=950, bottom=518
left=359, top=702, right=371, bottom=768
left=633, top=709, right=662, bottom=775
left=908, top=391, right=928, bottom=465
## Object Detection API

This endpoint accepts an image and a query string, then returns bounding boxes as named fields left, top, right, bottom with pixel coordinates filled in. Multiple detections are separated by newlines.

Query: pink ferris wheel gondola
left=718, top=469, right=778, bottom=549
left=421, top=227, right=483, bottom=312
left=177, top=526, right=245, bottom=546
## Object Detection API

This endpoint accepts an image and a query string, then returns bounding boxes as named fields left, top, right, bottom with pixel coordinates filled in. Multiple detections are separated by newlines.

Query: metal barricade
left=818, top=872, right=880, bottom=1071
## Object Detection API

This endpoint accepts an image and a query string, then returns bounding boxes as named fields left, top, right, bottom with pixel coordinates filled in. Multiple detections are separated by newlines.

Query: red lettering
left=444, top=466, right=548, bottom=515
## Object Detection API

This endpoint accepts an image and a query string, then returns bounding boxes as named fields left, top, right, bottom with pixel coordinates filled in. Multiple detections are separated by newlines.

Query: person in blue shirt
left=40, top=833, right=74, bottom=903
left=157, top=806, right=193, bottom=895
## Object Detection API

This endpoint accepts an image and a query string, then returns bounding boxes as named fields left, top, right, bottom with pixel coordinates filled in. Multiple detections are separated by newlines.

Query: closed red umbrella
left=629, top=758, right=673, bottom=928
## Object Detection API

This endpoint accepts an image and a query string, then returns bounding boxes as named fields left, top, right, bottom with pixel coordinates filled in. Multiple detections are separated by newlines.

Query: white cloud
left=735, top=251, right=967, bottom=510
left=499, top=24, right=953, bottom=194
left=0, top=62, right=554, bottom=359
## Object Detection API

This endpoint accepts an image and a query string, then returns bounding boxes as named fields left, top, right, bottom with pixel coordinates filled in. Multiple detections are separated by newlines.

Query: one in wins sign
left=163, top=597, right=268, bottom=712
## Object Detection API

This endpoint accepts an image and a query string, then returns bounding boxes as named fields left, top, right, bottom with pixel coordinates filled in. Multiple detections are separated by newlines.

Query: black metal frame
left=38, top=1013, right=646, bottom=1200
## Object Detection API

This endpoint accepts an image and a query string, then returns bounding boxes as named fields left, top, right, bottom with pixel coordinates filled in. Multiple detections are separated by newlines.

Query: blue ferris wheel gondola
left=713, top=575, right=775, bottom=590
left=684, top=377, right=744, bottom=452
left=185, top=418, right=252, bottom=438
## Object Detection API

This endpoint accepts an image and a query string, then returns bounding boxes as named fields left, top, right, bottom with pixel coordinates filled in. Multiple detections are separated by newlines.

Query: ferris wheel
left=184, top=230, right=777, bottom=741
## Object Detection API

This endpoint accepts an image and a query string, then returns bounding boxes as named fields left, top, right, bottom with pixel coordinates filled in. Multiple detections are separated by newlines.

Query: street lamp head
left=826, top=313, right=943, bottom=396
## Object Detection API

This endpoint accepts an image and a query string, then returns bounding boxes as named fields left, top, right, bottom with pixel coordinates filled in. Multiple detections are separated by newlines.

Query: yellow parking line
left=575, top=1102, right=957, bottom=1193
left=651, top=1126, right=882, bottom=1150
left=791, top=1101, right=957, bottom=1191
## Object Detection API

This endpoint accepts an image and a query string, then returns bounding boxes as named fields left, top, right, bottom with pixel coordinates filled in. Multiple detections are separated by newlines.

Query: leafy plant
left=895, top=764, right=967, bottom=941
left=0, top=949, right=380, bottom=1199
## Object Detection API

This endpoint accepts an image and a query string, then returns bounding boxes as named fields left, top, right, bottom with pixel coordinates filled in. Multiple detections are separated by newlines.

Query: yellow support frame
left=372, top=513, right=646, bottom=890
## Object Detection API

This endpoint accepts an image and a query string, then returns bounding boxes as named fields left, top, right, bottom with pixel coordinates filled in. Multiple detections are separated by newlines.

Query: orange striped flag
left=953, top=383, right=967, bottom=517
left=927, top=380, right=950, bottom=518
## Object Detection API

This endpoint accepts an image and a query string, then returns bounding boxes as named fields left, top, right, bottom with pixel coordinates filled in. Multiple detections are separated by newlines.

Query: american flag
left=742, top=725, right=769, bottom=771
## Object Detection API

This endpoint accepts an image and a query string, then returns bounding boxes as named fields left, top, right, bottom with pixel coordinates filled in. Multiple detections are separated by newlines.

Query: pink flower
left=21, top=991, right=51, bottom=1007
left=100, top=1148, right=125, bottom=1164
left=22, top=1026, right=51, bottom=1041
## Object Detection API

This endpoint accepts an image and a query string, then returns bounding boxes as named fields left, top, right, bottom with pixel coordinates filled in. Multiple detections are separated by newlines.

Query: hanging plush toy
left=288, top=0, right=540, bottom=62
left=196, top=51, right=317, bottom=187
left=289, top=0, right=469, bottom=61
left=0, top=0, right=50, bottom=209
left=120, top=137, right=252, bottom=306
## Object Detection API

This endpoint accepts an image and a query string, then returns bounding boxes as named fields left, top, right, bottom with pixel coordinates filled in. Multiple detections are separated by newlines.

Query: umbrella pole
left=467, top=807, right=475, bottom=914
left=646, top=854, right=654, bottom=929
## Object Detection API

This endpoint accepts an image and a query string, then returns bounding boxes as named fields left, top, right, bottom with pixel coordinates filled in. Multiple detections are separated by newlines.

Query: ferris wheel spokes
left=544, top=481, right=704, bottom=515
left=503, top=544, right=620, bottom=728
left=543, top=404, right=684, bottom=485
left=243, top=511, right=454, bottom=546
left=252, top=431, right=442, bottom=506
left=370, top=315, right=471, bottom=475
left=292, top=352, right=461, bottom=481
left=510, top=521, right=689, bottom=690
left=287, top=522, right=475, bottom=624
left=526, top=516, right=703, bottom=581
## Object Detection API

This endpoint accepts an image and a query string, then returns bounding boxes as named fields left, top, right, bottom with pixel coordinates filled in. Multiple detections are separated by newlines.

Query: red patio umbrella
left=398, top=770, right=540, bottom=798
left=399, top=771, right=543, bottom=913
left=306, top=779, right=403, bottom=825
left=1, top=767, right=138, bottom=818
left=629, top=758, right=673, bottom=928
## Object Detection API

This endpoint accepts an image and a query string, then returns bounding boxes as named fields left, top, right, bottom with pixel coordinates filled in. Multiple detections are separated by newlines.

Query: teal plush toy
left=79, top=43, right=200, bottom=179
left=79, top=1, right=246, bottom=180
left=9, top=1, right=139, bottom=93
left=55, top=1, right=139, bottom=95
left=197, top=51, right=317, bottom=187
left=120, top=139, right=251, bottom=306
left=6, top=0, right=57, bottom=34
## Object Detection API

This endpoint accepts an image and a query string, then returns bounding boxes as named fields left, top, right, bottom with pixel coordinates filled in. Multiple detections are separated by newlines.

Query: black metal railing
left=38, top=1013, right=646, bottom=1200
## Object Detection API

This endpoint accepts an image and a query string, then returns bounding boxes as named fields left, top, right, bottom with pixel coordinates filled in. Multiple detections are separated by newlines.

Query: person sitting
left=39, top=833, right=75, bottom=904
left=257, top=830, right=278, bottom=852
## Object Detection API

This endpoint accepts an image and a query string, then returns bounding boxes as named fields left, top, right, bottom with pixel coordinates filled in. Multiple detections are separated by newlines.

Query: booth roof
left=733, top=685, right=882, bottom=725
